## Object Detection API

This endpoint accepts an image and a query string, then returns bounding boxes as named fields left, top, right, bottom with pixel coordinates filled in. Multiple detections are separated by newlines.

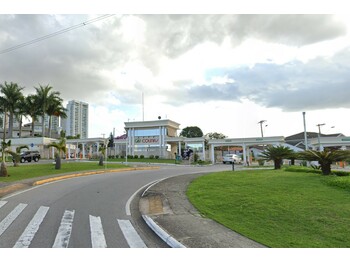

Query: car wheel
left=20, top=157, right=25, bottom=163
left=34, top=157, right=39, bottom=162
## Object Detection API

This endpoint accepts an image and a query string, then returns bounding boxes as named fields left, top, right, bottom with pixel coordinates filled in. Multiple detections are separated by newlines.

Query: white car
left=223, top=154, right=242, bottom=164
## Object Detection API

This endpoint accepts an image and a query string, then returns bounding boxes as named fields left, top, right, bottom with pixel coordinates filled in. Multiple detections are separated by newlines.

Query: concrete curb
left=142, top=215, right=186, bottom=248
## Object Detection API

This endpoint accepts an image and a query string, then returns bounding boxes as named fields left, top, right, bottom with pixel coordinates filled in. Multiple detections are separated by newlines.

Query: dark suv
left=18, top=150, right=41, bottom=163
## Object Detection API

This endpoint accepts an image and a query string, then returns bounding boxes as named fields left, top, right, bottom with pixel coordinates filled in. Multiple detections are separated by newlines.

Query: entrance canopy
left=208, top=136, right=285, bottom=164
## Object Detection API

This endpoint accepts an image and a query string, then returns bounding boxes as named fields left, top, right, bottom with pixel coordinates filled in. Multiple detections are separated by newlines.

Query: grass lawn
left=187, top=169, right=350, bottom=248
left=0, top=162, right=129, bottom=183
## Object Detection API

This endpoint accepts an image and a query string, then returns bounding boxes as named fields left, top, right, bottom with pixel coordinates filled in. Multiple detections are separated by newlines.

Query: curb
left=142, top=215, right=186, bottom=248
left=33, top=166, right=160, bottom=185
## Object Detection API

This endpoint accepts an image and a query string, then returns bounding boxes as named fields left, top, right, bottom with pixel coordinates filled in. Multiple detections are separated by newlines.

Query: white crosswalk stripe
left=0, top=202, right=148, bottom=248
left=89, top=215, right=107, bottom=248
left=13, top=206, right=50, bottom=248
left=117, top=219, right=147, bottom=248
left=52, top=210, right=75, bottom=248
left=0, top=203, right=27, bottom=237
left=0, top=201, right=8, bottom=209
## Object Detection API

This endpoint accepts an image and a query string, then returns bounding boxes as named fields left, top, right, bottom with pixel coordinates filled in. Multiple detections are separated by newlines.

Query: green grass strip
left=0, top=162, right=129, bottom=183
left=187, top=169, right=350, bottom=247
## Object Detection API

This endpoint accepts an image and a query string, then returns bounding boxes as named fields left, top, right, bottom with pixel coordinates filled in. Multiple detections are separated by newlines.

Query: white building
left=62, top=100, right=89, bottom=139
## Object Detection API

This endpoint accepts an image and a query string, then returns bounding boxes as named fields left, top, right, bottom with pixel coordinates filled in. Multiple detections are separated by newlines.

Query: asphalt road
left=0, top=164, right=231, bottom=248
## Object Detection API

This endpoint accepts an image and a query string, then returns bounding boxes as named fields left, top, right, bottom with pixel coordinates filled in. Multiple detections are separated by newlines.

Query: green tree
left=14, top=95, right=27, bottom=138
left=0, top=82, right=24, bottom=138
left=24, top=95, right=41, bottom=137
left=8, top=145, right=29, bottom=167
left=0, top=140, right=11, bottom=177
left=48, top=137, right=67, bottom=169
left=260, top=145, right=295, bottom=170
left=298, top=149, right=350, bottom=175
left=98, top=143, right=107, bottom=166
left=46, top=97, right=67, bottom=137
left=34, top=84, right=62, bottom=137
left=204, top=132, right=227, bottom=150
left=180, top=126, right=204, bottom=138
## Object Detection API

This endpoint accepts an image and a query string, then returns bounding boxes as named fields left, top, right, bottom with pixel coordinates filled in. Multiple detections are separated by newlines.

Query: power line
left=0, top=14, right=115, bottom=55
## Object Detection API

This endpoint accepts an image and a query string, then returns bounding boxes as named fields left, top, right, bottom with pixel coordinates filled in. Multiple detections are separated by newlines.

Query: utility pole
left=303, top=112, right=308, bottom=150
left=258, top=120, right=267, bottom=138
left=316, top=123, right=325, bottom=151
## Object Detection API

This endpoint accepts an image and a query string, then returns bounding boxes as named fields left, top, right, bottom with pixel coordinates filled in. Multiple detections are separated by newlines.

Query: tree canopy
left=180, top=126, right=203, bottom=138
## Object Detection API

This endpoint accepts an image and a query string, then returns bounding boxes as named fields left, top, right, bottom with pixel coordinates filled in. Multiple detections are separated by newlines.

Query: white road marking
left=0, top=201, right=7, bottom=209
left=117, top=219, right=147, bottom=248
left=52, top=210, right=75, bottom=248
left=89, top=215, right=107, bottom=248
left=0, top=203, right=27, bottom=237
left=13, top=206, right=50, bottom=248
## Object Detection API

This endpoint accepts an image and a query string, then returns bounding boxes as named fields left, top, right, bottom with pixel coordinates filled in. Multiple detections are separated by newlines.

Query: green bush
left=127, top=155, right=133, bottom=159
left=140, top=155, right=144, bottom=159
left=155, top=155, right=159, bottom=159
left=149, top=155, right=155, bottom=159
left=284, top=166, right=321, bottom=174
left=332, top=171, right=350, bottom=177
left=134, top=155, right=138, bottom=159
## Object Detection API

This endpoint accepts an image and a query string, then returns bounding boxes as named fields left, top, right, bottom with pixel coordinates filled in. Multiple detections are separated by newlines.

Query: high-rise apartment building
left=62, top=100, right=89, bottom=139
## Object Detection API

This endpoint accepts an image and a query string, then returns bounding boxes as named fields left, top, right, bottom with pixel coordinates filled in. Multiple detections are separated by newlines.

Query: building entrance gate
left=208, top=136, right=285, bottom=165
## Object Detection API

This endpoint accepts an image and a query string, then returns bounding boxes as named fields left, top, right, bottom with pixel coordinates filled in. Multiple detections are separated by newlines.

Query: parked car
left=223, top=154, right=242, bottom=164
left=15, top=150, right=41, bottom=163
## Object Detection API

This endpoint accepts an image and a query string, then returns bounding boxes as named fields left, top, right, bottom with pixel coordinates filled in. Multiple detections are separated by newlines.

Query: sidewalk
left=139, top=173, right=266, bottom=248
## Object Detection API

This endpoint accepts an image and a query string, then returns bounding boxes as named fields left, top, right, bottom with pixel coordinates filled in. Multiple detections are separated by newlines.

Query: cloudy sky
left=1, top=3, right=350, bottom=138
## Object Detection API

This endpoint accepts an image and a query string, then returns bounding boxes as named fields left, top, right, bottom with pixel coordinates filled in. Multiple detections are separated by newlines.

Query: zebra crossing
left=0, top=201, right=147, bottom=248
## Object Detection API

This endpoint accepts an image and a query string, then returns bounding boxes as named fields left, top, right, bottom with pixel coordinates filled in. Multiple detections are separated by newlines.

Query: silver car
left=223, top=154, right=242, bottom=164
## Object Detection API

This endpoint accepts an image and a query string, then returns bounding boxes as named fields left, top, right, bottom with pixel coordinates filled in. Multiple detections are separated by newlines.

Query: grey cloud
left=0, top=14, right=348, bottom=109
left=224, top=49, right=350, bottom=111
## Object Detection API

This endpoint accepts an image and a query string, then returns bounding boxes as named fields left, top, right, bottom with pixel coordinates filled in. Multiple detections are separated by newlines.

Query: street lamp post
left=258, top=120, right=267, bottom=151
left=258, top=120, right=267, bottom=138
left=316, top=123, right=325, bottom=151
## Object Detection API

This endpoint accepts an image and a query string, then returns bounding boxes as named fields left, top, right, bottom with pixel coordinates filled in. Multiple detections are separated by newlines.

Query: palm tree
left=259, top=145, right=295, bottom=169
left=298, top=149, right=350, bottom=175
left=0, top=82, right=24, bottom=138
left=14, top=95, right=27, bottom=138
left=46, top=97, right=67, bottom=138
left=48, top=137, right=67, bottom=169
left=34, top=85, right=62, bottom=137
left=98, top=144, right=107, bottom=166
left=24, top=95, right=41, bottom=137
left=0, top=140, right=11, bottom=177
left=7, top=145, right=29, bottom=167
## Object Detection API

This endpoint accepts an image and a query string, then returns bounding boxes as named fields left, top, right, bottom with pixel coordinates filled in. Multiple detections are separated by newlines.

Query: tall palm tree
left=34, top=84, right=61, bottom=137
left=46, top=97, right=67, bottom=138
left=259, top=145, right=295, bottom=169
left=0, top=82, right=24, bottom=138
left=14, top=95, right=26, bottom=138
left=24, top=95, right=41, bottom=137
left=298, top=149, right=350, bottom=175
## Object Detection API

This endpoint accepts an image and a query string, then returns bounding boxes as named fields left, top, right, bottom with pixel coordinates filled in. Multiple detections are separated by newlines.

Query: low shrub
left=140, top=155, right=144, bottom=159
left=149, top=155, right=155, bottom=159
left=155, top=155, right=160, bottom=159
left=134, top=155, right=138, bottom=159
left=332, top=171, right=350, bottom=177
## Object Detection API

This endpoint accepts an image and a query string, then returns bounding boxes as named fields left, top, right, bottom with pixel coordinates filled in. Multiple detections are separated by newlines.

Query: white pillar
left=82, top=143, right=85, bottom=159
left=210, top=144, right=215, bottom=164
left=68, top=144, right=71, bottom=159
left=242, top=143, right=247, bottom=166
left=202, top=141, right=205, bottom=161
